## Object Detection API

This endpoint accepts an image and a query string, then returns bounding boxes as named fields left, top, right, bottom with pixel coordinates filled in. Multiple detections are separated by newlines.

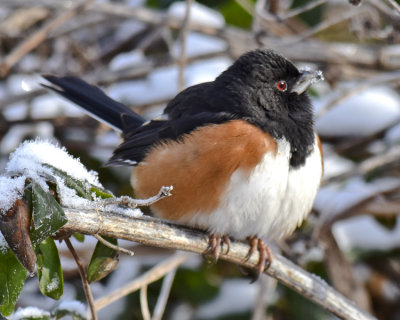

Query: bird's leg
left=245, top=236, right=273, bottom=277
left=205, top=234, right=231, bottom=262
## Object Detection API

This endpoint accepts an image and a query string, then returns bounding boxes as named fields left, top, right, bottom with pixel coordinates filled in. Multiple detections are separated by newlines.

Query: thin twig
left=65, top=238, right=98, bottom=320
left=178, top=0, right=194, bottom=91
left=140, top=285, right=151, bottom=320
left=294, top=7, right=365, bottom=42
left=61, top=208, right=377, bottom=320
left=235, top=0, right=254, bottom=15
left=0, top=0, right=93, bottom=77
left=279, top=0, right=327, bottom=20
left=152, top=268, right=177, bottom=320
left=93, top=252, right=190, bottom=311
left=93, top=234, right=135, bottom=256
left=385, top=0, right=400, bottom=13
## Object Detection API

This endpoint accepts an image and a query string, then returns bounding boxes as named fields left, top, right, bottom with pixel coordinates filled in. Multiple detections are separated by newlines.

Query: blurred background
left=1, top=0, right=400, bottom=319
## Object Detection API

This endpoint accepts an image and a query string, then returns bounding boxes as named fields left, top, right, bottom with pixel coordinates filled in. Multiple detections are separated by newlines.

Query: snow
left=108, top=66, right=179, bottom=105
left=3, top=101, right=28, bottom=121
left=31, top=94, right=85, bottom=118
left=0, top=175, right=26, bottom=214
left=11, top=306, right=51, bottom=320
left=108, top=57, right=231, bottom=107
left=46, top=277, right=59, bottom=292
left=384, top=122, right=400, bottom=145
left=333, top=215, right=400, bottom=252
left=0, top=140, right=100, bottom=214
left=315, top=86, right=400, bottom=137
left=314, top=177, right=400, bottom=220
left=57, top=300, right=86, bottom=317
left=109, top=50, right=146, bottom=72
left=195, top=279, right=258, bottom=318
left=319, top=144, right=354, bottom=180
left=6, top=74, right=42, bottom=95
left=168, top=1, right=225, bottom=29
left=0, top=123, right=54, bottom=154
left=173, top=32, right=228, bottom=58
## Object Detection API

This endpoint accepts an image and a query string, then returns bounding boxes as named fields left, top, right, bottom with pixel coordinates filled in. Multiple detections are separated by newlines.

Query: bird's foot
left=245, top=236, right=273, bottom=280
left=205, top=234, right=231, bottom=262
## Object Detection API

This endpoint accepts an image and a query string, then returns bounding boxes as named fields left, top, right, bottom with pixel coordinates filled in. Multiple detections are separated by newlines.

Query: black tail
left=42, top=75, right=146, bottom=133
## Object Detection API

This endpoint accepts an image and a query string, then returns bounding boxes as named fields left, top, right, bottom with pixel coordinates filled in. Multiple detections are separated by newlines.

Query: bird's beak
left=291, top=69, right=324, bottom=95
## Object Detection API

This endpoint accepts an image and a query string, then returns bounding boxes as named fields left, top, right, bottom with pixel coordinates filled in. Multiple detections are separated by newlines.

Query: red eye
left=276, top=80, right=287, bottom=92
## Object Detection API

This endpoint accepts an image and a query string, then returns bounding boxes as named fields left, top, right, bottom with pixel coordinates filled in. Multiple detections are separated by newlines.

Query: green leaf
left=30, top=182, right=67, bottom=246
left=0, top=248, right=27, bottom=316
left=73, top=233, right=85, bottom=242
left=36, top=238, right=63, bottom=300
left=47, top=166, right=92, bottom=200
left=87, top=237, right=119, bottom=283
left=90, top=186, right=114, bottom=199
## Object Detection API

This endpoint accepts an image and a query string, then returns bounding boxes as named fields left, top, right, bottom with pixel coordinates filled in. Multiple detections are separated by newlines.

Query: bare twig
left=65, top=238, right=97, bottom=320
left=152, top=268, right=177, bottom=320
left=385, top=0, right=400, bottom=13
left=140, top=285, right=151, bottom=320
left=94, top=252, right=190, bottom=311
left=177, top=0, right=194, bottom=91
left=93, top=234, right=135, bottom=257
left=282, top=0, right=327, bottom=19
left=61, top=208, right=377, bottom=320
left=0, top=0, right=93, bottom=77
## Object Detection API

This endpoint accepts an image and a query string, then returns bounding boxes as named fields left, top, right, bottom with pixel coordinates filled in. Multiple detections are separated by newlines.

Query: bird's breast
left=132, top=120, right=322, bottom=240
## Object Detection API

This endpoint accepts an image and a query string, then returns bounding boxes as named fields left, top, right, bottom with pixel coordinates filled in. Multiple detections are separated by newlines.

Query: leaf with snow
left=36, top=238, right=63, bottom=300
left=47, top=166, right=92, bottom=200
left=87, top=237, right=119, bottom=283
left=30, top=182, right=67, bottom=247
left=0, top=248, right=26, bottom=317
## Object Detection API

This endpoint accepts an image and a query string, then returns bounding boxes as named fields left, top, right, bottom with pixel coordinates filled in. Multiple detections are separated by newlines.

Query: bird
left=43, top=49, right=324, bottom=276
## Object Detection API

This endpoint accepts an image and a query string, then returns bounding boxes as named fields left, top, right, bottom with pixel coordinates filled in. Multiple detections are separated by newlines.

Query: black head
left=213, top=49, right=321, bottom=168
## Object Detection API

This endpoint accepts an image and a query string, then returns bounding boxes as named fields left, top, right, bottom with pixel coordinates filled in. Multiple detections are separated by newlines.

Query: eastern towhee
left=43, top=49, right=324, bottom=275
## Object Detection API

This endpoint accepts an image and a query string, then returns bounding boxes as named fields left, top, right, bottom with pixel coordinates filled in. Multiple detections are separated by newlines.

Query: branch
left=60, top=207, right=377, bottom=320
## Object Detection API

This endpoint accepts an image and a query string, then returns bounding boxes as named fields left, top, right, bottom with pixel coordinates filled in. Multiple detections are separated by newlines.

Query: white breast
left=190, top=136, right=323, bottom=240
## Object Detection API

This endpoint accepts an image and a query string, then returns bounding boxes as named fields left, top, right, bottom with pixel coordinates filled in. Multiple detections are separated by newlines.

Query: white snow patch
left=333, top=215, right=400, bottom=252
left=385, top=122, right=400, bottom=145
left=186, top=56, right=232, bottom=86
left=196, top=279, right=257, bottom=318
left=173, top=32, right=228, bottom=58
left=46, top=277, right=59, bottom=292
left=7, top=140, right=100, bottom=186
left=0, top=123, right=54, bottom=154
left=110, top=50, right=146, bottom=72
left=57, top=300, right=86, bottom=317
left=0, top=175, right=26, bottom=213
left=3, top=102, right=28, bottom=121
left=0, top=140, right=102, bottom=214
left=314, top=177, right=400, bottom=220
left=31, top=93, right=85, bottom=118
left=168, top=1, right=225, bottom=29
left=108, top=66, right=179, bottom=105
left=11, top=306, right=51, bottom=320
left=315, top=86, right=400, bottom=137
left=320, top=144, right=355, bottom=180
left=7, top=74, right=42, bottom=95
